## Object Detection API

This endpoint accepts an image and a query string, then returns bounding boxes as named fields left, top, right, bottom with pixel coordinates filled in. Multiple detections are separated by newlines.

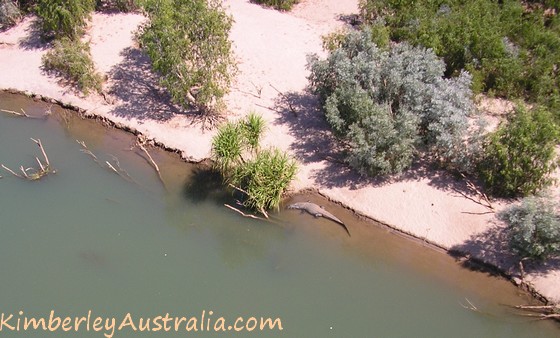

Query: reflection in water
left=0, top=91, right=559, bottom=337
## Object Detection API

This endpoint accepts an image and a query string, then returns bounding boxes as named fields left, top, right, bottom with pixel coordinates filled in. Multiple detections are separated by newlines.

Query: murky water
left=0, top=92, right=558, bottom=337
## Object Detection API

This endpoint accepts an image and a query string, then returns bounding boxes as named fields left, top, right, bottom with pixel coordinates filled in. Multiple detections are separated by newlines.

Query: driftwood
left=1, top=138, right=55, bottom=181
left=228, top=183, right=269, bottom=219
left=224, top=204, right=267, bottom=221
left=512, top=304, right=560, bottom=320
left=135, top=138, right=166, bottom=188
left=1, top=108, right=30, bottom=117
left=455, top=173, right=494, bottom=212
left=269, top=83, right=297, bottom=117
left=77, top=140, right=135, bottom=183
left=1, top=108, right=49, bottom=119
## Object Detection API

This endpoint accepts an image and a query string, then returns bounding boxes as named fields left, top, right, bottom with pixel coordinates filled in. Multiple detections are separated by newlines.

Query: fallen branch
left=135, top=139, right=166, bottom=188
left=1, top=108, right=30, bottom=117
left=511, top=304, right=560, bottom=320
left=269, top=83, right=297, bottom=117
left=454, top=173, right=494, bottom=212
left=228, top=183, right=269, bottom=218
left=1, top=164, right=24, bottom=178
left=77, top=140, right=100, bottom=163
left=459, top=298, right=478, bottom=312
left=0, top=138, right=54, bottom=180
left=224, top=204, right=267, bottom=220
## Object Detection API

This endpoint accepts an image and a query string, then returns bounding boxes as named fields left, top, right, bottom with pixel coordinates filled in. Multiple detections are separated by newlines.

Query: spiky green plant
left=241, top=112, right=266, bottom=152
left=212, top=114, right=297, bottom=213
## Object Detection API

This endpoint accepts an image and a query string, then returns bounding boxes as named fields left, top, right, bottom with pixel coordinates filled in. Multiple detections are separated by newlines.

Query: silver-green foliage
left=139, top=0, right=236, bottom=114
left=212, top=114, right=297, bottom=212
left=499, top=196, right=560, bottom=261
left=0, top=0, right=21, bottom=30
left=308, top=29, right=476, bottom=176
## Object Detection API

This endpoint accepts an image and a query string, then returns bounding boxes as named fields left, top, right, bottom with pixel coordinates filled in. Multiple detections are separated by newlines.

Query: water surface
left=0, top=92, right=558, bottom=337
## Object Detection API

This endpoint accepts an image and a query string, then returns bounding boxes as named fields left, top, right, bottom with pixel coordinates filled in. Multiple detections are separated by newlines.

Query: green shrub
left=0, top=0, right=21, bottom=30
left=250, top=0, right=299, bottom=11
left=359, top=0, right=560, bottom=115
left=35, top=0, right=95, bottom=39
left=479, top=106, right=560, bottom=197
left=139, top=0, right=236, bottom=114
left=42, top=37, right=103, bottom=95
left=95, top=0, right=140, bottom=12
left=499, top=196, right=560, bottom=261
left=308, top=29, right=478, bottom=176
left=212, top=114, right=297, bottom=213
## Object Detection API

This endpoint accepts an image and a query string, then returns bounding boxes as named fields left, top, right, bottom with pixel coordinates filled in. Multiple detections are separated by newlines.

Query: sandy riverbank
left=0, top=0, right=558, bottom=303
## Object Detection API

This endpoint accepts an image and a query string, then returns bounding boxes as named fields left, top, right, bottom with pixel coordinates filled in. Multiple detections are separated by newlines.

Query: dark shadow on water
left=182, top=166, right=226, bottom=205
left=107, top=47, right=193, bottom=121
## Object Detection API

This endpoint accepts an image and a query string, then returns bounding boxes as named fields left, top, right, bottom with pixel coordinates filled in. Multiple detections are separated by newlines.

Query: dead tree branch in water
left=135, top=138, right=166, bottom=189
left=224, top=204, right=267, bottom=220
left=1, top=138, right=55, bottom=180
left=228, top=183, right=269, bottom=218
left=1, top=108, right=49, bottom=119
left=512, top=304, right=560, bottom=320
left=77, top=140, right=135, bottom=183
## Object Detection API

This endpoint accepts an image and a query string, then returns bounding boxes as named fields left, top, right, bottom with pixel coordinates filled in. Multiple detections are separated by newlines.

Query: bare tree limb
left=269, top=83, right=297, bottom=117
left=224, top=204, right=267, bottom=220
left=228, top=183, right=269, bottom=218
left=135, top=139, right=166, bottom=189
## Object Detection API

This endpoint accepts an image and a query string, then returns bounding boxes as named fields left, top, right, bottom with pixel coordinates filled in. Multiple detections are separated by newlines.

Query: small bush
left=308, top=29, right=477, bottom=176
left=499, top=196, right=560, bottom=261
left=42, top=37, right=103, bottom=95
left=251, top=0, right=299, bottom=11
left=479, top=106, right=560, bottom=197
left=0, top=0, right=21, bottom=30
left=140, top=0, right=236, bottom=114
left=212, top=114, right=297, bottom=213
left=36, top=0, right=95, bottom=39
left=95, top=0, right=140, bottom=12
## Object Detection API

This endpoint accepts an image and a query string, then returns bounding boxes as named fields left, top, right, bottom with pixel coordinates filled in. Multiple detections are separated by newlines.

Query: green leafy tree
left=308, top=29, right=477, bottom=176
left=499, top=196, right=560, bottom=262
left=139, top=0, right=236, bottom=114
left=212, top=113, right=297, bottom=214
left=36, top=0, right=95, bottom=39
left=251, top=0, right=299, bottom=11
left=359, top=0, right=560, bottom=116
left=42, top=37, right=103, bottom=95
left=479, top=106, right=560, bottom=197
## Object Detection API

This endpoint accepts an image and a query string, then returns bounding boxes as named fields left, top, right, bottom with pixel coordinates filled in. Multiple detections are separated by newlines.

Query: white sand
left=0, top=0, right=558, bottom=303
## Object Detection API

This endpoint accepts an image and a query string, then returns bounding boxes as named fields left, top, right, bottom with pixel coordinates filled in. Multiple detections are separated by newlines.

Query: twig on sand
left=454, top=173, right=494, bottom=211
left=1, top=138, right=54, bottom=181
left=135, top=138, right=166, bottom=189
left=224, top=204, right=267, bottom=221
left=269, top=83, right=297, bottom=117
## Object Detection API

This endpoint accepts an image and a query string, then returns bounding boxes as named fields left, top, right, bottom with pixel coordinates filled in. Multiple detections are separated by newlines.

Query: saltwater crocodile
left=287, top=202, right=350, bottom=236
